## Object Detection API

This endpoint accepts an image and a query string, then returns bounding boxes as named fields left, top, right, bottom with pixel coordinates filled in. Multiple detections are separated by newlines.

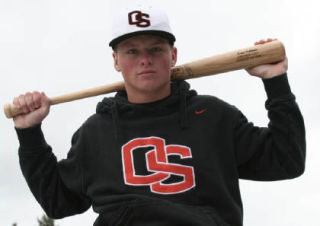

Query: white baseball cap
left=109, top=6, right=176, bottom=49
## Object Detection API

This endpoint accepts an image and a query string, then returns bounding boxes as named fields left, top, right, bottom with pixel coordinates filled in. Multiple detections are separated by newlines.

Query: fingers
left=13, top=91, right=43, bottom=114
left=40, top=92, right=50, bottom=106
left=254, top=38, right=277, bottom=45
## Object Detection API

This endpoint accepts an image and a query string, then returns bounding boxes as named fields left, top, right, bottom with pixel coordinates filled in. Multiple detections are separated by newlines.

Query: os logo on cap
left=128, top=10, right=151, bottom=28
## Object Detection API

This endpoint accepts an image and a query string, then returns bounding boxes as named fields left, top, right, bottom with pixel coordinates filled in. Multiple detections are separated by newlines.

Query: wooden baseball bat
left=4, top=40, right=285, bottom=119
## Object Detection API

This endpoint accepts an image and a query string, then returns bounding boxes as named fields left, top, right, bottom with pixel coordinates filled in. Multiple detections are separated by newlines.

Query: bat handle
left=4, top=80, right=126, bottom=119
left=4, top=103, right=24, bottom=119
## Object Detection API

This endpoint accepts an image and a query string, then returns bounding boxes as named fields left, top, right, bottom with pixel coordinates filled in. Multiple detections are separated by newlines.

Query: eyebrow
left=150, top=36, right=170, bottom=45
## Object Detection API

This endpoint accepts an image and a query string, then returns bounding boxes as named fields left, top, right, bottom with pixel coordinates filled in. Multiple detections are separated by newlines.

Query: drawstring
left=179, top=82, right=188, bottom=129
left=111, top=101, right=120, bottom=142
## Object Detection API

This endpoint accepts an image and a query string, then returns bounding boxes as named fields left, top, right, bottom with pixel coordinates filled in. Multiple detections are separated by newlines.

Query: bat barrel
left=170, top=40, right=285, bottom=80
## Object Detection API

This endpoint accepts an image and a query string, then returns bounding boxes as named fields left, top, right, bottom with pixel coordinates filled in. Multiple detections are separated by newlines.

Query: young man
left=13, top=6, right=305, bottom=226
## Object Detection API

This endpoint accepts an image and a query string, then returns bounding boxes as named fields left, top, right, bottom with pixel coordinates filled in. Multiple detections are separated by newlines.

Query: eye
left=151, top=47, right=163, bottom=53
left=127, top=49, right=138, bottom=54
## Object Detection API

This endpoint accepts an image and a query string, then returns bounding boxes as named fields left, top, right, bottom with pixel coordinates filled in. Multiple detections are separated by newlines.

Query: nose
left=139, top=51, right=152, bottom=66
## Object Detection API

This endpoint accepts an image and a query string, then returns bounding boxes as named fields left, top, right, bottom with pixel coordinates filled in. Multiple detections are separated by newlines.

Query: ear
left=171, top=47, right=178, bottom=67
left=112, top=52, right=121, bottom=72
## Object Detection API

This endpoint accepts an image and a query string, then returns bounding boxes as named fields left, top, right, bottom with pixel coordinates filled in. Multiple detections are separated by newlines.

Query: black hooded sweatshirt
left=16, top=74, right=305, bottom=226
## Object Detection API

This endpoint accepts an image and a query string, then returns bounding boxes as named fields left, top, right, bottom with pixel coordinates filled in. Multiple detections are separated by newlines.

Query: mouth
left=137, top=70, right=157, bottom=76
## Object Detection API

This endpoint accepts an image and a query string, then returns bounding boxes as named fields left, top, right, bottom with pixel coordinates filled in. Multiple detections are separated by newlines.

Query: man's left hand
left=246, top=38, right=288, bottom=79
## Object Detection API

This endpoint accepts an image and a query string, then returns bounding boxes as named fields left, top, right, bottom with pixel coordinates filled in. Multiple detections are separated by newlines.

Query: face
left=113, top=35, right=177, bottom=103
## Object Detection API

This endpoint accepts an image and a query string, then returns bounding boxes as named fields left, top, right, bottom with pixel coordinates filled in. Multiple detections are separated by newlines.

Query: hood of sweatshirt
left=96, top=80, right=197, bottom=129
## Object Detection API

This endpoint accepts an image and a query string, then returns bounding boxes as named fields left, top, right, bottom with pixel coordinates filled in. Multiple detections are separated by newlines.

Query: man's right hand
left=13, top=91, right=51, bottom=129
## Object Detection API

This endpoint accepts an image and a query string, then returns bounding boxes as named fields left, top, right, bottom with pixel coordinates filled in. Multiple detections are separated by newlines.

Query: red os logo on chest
left=121, top=137, right=195, bottom=194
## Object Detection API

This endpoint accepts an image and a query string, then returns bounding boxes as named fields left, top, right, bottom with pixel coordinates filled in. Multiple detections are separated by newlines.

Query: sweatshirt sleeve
left=16, top=124, right=91, bottom=219
left=235, top=73, right=306, bottom=181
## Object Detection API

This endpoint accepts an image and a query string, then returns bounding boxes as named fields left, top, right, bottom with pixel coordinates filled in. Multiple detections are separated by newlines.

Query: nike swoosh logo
left=195, top=109, right=207, bottom=115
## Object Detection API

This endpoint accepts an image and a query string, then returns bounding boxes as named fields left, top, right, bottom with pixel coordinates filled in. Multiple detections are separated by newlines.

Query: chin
left=139, top=80, right=170, bottom=92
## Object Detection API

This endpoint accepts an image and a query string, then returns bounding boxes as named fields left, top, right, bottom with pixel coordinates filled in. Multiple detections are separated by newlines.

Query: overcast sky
left=1, top=0, right=319, bottom=225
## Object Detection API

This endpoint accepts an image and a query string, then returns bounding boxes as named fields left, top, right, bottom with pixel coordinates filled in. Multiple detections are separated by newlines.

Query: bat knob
left=4, top=103, right=22, bottom=119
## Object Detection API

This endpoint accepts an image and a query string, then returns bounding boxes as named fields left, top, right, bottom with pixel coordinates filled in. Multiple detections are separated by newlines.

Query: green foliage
left=11, top=214, right=57, bottom=226
left=37, top=215, right=57, bottom=226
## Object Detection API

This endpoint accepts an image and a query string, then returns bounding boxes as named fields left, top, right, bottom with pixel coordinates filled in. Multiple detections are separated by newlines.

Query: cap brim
left=109, top=30, right=176, bottom=49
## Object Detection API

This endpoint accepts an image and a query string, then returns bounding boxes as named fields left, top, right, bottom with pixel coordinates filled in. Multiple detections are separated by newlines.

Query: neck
left=126, top=84, right=171, bottom=104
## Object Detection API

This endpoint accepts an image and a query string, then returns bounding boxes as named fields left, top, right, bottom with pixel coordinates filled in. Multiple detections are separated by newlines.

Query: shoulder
left=82, top=112, right=112, bottom=129
left=190, top=94, right=239, bottom=113
left=81, top=96, right=116, bottom=128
